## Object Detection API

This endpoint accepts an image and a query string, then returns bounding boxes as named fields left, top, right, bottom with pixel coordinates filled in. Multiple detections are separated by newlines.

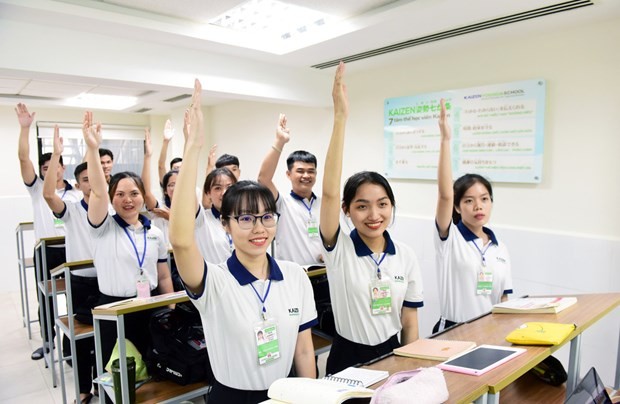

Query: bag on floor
left=146, top=302, right=212, bottom=385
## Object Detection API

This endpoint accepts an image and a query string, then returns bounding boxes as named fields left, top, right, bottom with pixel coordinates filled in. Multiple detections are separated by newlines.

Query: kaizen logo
left=394, top=275, right=405, bottom=282
left=288, top=307, right=299, bottom=315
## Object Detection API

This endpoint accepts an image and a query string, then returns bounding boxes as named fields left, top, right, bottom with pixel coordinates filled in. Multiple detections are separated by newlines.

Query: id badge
left=370, top=280, right=392, bottom=315
left=53, top=217, right=65, bottom=229
left=254, top=320, right=280, bottom=365
left=476, top=270, right=493, bottom=295
left=306, top=218, right=319, bottom=238
left=136, top=273, right=151, bottom=298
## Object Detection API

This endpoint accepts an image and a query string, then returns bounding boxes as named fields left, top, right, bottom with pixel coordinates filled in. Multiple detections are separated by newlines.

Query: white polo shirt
left=55, top=199, right=96, bottom=277
left=434, top=221, right=513, bottom=323
left=322, top=228, right=424, bottom=346
left=150, top=199, right=171, bottom=248
left=186, top=252, right=318, bottom=390
left=274, top=191, right=323, bottom=265
left=90, top=214, right=168, bottom=297
left=195, top=206, right=233, bottom=264
left=26, top=176, right=82, bottom=241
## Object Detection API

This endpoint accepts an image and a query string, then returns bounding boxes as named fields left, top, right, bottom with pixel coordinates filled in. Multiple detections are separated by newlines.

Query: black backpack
left=146, top=302, right=213, bottom=385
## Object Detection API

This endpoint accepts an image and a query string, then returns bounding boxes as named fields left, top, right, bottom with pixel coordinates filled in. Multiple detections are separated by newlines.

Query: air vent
left=312, top=0, right=594, bottom=69
left=0, top=93, right=60, bottom=101
left=134, top=107, right=152, bottom=113
left=138, top=90, right=156, bottom=97
left=163, top=94, right=192, bottom=103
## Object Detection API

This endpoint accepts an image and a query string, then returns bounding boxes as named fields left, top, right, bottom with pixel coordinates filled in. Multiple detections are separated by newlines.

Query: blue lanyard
left=226, top=233, right=233, bottom=252
left=300, top=196, right=315, bottom=217
left=123, top=226, right=147, bottom=272
left=250, top=279, right=272, bottom=321
left=59, top=187, right=68, bottom=200
left=369, top=252, right=387, bottom=280
left=472, top=239, right=492, bottom=267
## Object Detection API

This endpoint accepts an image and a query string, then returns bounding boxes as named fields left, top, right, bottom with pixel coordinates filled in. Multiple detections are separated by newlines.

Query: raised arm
left=142, top=127, right=159, bottom=211
left=320, top=62, right=348, bottom=246
left=257, top=113, right=290, bottom=199
left=42, top=126, right=67, bottom=214
left=157, top=119, right=174, bottom=184
left=169, top=80, right=204, bottom=293
left=82, top=111, right=108, bottom=226
left=16, top=103, right=37, bottom=184
left=206, top=144, right=217, bottom=175
left=435, top=99, right=454, bottom=237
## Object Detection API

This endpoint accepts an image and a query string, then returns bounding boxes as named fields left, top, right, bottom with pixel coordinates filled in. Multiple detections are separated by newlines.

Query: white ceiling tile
left=20, top=80, right=96, bottom=98
left=0, top=78, right=29, bottom=94
left=90, top=86, right=148, bottom=97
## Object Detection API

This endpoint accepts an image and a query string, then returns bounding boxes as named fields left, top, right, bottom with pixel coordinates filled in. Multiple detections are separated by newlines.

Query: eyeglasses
left=229, top=213, right=280, bottom=230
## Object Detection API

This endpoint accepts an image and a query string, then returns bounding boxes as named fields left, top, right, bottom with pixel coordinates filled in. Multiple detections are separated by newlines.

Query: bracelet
left=272, top=145, right=282, bottom=153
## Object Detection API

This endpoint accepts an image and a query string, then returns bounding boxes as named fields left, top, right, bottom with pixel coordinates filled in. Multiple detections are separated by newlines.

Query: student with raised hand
left=82, top=111, right=173, bottom=366
left=16, top=103, right=82, bottom=360
left=257, top=113, right=323, bottom=266
left=434, top=99, right=512, bottom=333
left=320, top=62, right=424, bottom=375
left=43, top=126, right=98, bottom=404
left=157, top=119, right=182, bottom=185
left=169, top=80, right=317, bottom=404
left=196, top=167, right=237, bottom=263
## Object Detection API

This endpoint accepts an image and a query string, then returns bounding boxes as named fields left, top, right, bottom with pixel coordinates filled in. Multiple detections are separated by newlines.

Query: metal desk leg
left=94, top=317, right=105, bottom=404
left=615, top=330, right=620, bottom=389
left=474, top=393, right=488, bottom=404
left=117, top=314, right=130, bottom=404
left=566, top=333, right=582, bottom=395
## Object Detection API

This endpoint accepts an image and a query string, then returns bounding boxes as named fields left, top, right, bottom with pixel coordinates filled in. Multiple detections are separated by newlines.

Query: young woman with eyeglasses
left=169, top=80, right=317, bottom=404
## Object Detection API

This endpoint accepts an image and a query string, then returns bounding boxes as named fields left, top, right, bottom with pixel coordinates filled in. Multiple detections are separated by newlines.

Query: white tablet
left=437, top=344, right=526, bottom=376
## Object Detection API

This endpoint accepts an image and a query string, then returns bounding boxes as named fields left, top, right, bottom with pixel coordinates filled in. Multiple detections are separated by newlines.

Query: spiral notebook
left=327, top=366, right=389, bottom=387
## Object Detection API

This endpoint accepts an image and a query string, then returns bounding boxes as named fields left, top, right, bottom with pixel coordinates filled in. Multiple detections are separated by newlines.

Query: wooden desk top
left=363, top=292, right=620, bottom=403
left=50, top=259, right=94, bottom=277
left=92, top=291, right=190, bottom=316
left=35, top=235, right=65, bottom=249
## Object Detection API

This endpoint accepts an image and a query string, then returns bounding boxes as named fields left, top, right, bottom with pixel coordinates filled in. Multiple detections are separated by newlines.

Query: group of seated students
left=17, top=62, right=512, bottom=404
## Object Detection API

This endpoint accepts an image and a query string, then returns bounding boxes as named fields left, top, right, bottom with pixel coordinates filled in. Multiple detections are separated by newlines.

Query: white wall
left=2, top=15, right=618, bottom=385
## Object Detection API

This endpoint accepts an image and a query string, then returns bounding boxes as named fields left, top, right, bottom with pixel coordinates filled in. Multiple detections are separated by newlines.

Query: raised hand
left=53, top=125, right=63, bottom=156
left=153, top=205, right=170, bottom=220
left=163, top=119, right=175, bottom=141
left=82, top=111, right=102, bottom=149
left=182, top=109, right=190, bottom=143
left=15, top=103, right=36, bottom=129
left=332, top=61, right=348, bottom=119
left=276, top=113, right=291, bottom=144
left=438, top=99, right=451, bottom=141
left=207, top=144, right=217, bottom=172
left=187, top=79, right=204, bottom=148
left=144, top=127, right=153, bottom=157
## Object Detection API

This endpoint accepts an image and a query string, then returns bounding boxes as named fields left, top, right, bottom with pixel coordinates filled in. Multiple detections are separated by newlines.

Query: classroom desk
left=15, top=221, right=35, bottom=339
left=364, top=293, right=620, bottom=404
left=92, top=291, right=210, bottom=404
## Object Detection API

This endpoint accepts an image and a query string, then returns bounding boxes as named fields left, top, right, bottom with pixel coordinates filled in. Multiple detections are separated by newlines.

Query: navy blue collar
left=350, top=228, right=396, bottom=257
left=80, top=199, right=88, bottom=211
left=63, top=180, right=74, bottom=190
left=227, top=251, right=284, bottom=286
left=112, top=213, right=151, bottom=229
left=457, top=221, right=498, bottom=245
left=210, top=206, right=221, bottom=219
left=290, top=190, right=316, bottom=203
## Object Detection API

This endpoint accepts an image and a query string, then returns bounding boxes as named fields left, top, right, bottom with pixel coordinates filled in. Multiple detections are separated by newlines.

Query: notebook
left=393, top=338, right=476, bottom=361
left=264, top=377, right=374, bottom=404
left=492, top=297, right=577, bottom=314
left=326, top=366, right=389, bottom=387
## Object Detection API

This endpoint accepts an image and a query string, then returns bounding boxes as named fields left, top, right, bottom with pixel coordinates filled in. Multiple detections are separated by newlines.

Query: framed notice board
left=384, top=79, right=546, bottom=183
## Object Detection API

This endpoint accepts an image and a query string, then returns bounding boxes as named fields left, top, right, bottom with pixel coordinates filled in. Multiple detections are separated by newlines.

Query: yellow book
left=506, top=322, right=576, bottom=345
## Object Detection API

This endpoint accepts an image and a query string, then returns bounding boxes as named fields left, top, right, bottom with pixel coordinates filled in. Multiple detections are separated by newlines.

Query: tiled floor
left=1, top=286, right=328, bottom=404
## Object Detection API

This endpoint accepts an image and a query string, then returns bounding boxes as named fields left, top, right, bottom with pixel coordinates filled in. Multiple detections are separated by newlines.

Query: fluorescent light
left=63, top=93, right=138, bottom=110
left=209, top=0, right=334, bottom=41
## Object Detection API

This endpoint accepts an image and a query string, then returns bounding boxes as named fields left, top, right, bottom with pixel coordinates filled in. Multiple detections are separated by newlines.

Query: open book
left=265, top=377, right=374, bottom=404
left=394, top=338, right=476, bottom=361
left=492, top=297, right=577, bottom=314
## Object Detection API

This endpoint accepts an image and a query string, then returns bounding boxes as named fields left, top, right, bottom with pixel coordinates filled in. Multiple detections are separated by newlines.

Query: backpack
left=146, top=302, right=213, bottom=385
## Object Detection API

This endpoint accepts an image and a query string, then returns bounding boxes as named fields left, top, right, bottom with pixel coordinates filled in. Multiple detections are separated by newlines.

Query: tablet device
left=437, top=344, right=526, bottom=376
left=565, top=367, right=612, bottom=404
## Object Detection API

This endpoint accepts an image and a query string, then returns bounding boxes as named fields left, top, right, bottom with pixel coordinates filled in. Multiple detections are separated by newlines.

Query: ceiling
left=0, top=0, right=618, bottom=114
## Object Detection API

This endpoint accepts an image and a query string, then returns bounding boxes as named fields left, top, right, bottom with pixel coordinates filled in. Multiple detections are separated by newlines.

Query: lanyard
left=369, top=252, right=387, bottom=280
left=226, top=233, right=233, bottom=252
left=472, top=239, right=492, bottom=267
left=250, top=279, right=272, bottom=321
left=59, top=187, right=68, bottom=200
left=123, top=226, right=147, bottom=272
left=300, top=196, right=315, bottom=217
